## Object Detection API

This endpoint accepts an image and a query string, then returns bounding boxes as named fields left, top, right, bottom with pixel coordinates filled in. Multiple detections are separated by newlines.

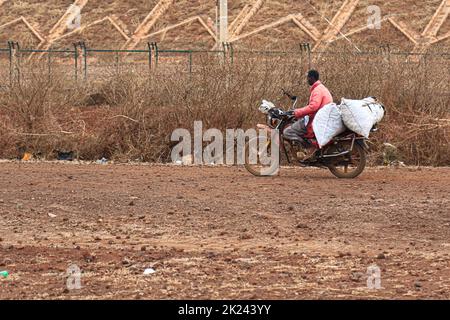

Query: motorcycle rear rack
left=320, top=134, right=357, bottom=158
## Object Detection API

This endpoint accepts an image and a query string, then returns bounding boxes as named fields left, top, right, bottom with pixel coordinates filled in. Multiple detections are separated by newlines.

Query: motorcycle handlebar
left=269, top=108, right=295, bottom=120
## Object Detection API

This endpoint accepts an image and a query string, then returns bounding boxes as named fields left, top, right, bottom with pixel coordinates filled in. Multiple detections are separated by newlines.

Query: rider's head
left=307, top=70, right=320, bottom=86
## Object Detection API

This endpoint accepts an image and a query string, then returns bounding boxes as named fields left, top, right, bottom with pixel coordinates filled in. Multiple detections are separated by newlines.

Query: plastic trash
left=0, top=271, right=8, bottom=278
left=57, top=151, right=74, bottom=161
left=96, top=157, right=108, bottom=165
left=22, top=152, right=33, bottom=161
left=143, top=268, right=156, bottom=275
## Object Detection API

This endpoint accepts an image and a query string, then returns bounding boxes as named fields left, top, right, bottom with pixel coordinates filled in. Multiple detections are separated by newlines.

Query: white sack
left=340, top=98, right=385, bottom=138
left=312, top=103, right=346, bottom=148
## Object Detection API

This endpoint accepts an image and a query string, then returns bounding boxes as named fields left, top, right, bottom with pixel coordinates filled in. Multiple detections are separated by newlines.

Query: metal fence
left=1, top=41, right=450, bottom=88
left=0, top=46, right=10, bottom=88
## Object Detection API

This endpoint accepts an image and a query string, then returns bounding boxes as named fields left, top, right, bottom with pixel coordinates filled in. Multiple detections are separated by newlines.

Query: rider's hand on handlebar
left=279, top=110, right=295, bottom=119
left=269, top=108, right=295, bottom=119
left=284, top=110, right=295, bottom=117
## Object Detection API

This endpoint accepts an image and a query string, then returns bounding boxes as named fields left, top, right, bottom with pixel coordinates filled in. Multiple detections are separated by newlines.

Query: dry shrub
left=0, top=49, right=449, bottom=165
left=0, top=61, right=86, bottom=158
left=317, top=50, right=450, bottom=166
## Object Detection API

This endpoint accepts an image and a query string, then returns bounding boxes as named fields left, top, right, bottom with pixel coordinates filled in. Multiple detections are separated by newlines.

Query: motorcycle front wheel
left=244, top=135, right=279, bottom=177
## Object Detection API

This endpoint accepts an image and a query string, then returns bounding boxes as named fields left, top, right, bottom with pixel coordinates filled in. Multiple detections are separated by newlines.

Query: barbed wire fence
left=1, top=41, right=450, bottom=89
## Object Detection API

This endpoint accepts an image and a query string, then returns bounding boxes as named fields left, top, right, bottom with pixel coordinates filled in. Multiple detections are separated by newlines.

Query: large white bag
left=312, top=103, right=346, bottom=148
left=340, top=97, right=385, bottom=138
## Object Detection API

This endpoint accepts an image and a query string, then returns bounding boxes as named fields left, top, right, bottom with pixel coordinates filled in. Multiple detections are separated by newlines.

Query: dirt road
left=0, top=162, right=449, bottom=299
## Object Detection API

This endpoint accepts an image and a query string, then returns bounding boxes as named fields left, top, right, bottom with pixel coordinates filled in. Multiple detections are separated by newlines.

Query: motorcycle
left=244, top=89, right=375, bottom=179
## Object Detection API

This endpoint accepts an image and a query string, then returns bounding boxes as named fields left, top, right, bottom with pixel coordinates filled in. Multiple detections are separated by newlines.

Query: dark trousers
left=283, top=118, right=310, bottom=147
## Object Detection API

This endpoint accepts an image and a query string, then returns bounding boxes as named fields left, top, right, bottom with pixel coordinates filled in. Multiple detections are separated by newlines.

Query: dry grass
left=0, top=49, right=449, bottom=165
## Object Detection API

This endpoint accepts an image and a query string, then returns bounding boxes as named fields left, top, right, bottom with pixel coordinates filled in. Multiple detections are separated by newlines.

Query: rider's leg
left=283, top=118, right=309, bottom=147
left=283, top=119, right=318, bottom=161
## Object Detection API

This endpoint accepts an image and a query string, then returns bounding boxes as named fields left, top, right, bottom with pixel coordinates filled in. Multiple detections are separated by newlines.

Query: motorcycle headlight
left=259, top=100, right=276, bottom=114
left=267, top=115, right=279, bottom=127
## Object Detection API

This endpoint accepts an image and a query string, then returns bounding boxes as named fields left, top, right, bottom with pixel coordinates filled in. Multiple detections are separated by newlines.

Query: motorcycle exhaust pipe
left=322, top=150, right=351, bottom=158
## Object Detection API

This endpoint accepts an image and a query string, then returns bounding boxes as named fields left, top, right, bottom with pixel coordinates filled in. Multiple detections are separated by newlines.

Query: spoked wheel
left=244, top=135, right=279, bottom=177
left=327, top=142, right=366, bottom=179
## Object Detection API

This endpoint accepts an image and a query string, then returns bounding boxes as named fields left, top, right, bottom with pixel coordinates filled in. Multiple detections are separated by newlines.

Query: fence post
left=73, top=43, right=78, bottom=82
left=189, top=50, right=193, bottom=74
left=307, top=43, right=311, bottom=70
left=147, top=42, right=158, bottom=71
left=154, top=42, right=159, bottom=69
left=379, top=44, right=391, bottom=66
left=300, top=43, right=311, bottom=70
left=48, top=46, right=52, bottom=81
left=229, top=43, right=234, bottom=65
left=8, top=41, right=13, bottom=86
left=299, top=44, right=304, bottom=71
left=115, top=51, right=119, bottom=74
left=8, top=41, right=21, bottom=85
left=222, top=42, right=226, bottom=63
left=147, top=42, right=152, bottom=72
left=221, top=42, right=233, bottom=64
left=15, top=42, right=20, bottom=84
left=80, top=42, right=87, bottom=80
left=387, top=45, right=391, bottom=65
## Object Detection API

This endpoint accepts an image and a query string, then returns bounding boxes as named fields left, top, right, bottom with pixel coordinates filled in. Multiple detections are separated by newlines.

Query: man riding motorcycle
left=283, top=70, right=333, bottom=160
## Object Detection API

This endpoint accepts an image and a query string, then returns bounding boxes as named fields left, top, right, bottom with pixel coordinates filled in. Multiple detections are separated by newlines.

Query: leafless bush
left=0, top=50, right=449, bottom=165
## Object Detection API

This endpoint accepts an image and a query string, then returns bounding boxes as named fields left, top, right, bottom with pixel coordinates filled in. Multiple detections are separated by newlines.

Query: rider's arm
left=294, top=90, right=322, bottom=119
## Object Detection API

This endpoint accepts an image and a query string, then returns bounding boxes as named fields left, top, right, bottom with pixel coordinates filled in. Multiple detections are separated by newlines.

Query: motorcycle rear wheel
left=327, top=143, right=366, bottom=179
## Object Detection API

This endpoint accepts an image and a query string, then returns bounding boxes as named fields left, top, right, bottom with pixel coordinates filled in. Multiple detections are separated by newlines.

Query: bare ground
left=0, top=162, right=449, bottom=300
